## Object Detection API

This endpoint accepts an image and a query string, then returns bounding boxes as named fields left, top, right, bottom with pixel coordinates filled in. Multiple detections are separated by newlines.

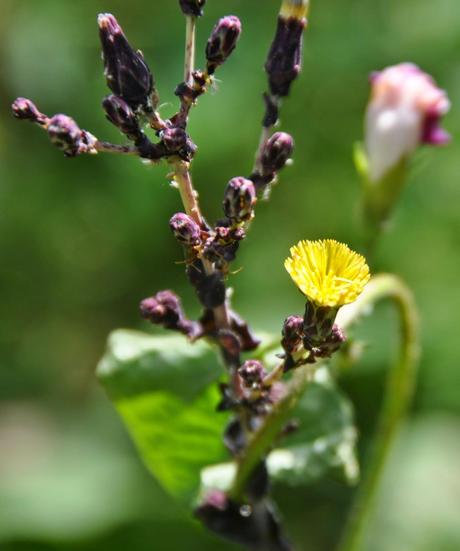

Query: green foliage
left=97, top=330, right=229, bottom=502
left=202, top=366, right=358, bottom=496
left=98, top=331, right=358, bottom=505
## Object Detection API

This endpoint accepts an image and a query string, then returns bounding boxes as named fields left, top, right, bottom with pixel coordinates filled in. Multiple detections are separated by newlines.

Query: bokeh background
left=1, top=0, right=459, bottom=550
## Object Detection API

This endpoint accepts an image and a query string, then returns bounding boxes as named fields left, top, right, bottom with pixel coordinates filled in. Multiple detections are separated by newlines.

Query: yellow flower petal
left=285, top=239, right=370, bottom=307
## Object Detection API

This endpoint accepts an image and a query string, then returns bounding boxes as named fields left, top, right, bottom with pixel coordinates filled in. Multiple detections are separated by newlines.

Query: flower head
left=365, top=63, right=450, bottom=182
left=285, top=239, right=370, bottom=307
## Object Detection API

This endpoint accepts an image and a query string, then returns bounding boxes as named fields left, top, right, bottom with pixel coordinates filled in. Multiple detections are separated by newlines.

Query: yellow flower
left=280, top=0, right=309, bottom=20
left=285, top=239, right=370, bottom=307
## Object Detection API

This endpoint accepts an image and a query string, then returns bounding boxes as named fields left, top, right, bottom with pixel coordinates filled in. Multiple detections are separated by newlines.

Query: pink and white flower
left=365, top=63, right=450, bottom=182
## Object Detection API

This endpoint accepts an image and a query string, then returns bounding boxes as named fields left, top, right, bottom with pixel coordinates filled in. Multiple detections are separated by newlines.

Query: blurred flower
left=285, top=239, right=370, bottom=307
left=365, top=63, right=450, bottom=183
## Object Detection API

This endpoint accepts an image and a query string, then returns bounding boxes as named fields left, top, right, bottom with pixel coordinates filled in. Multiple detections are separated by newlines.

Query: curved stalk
left=336, top=274, right=419, bottom=551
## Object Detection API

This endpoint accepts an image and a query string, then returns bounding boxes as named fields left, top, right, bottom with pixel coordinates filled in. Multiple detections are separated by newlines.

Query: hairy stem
left=95, top=141, right=138, bottom=155
left=184, top=16, right=196, bottom=85
left=336, top=274, right=419, bottom=551
left=253, top=126, right=272, bottom=174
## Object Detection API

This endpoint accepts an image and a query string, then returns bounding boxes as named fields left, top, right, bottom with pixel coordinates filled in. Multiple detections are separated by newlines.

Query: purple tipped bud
left=206, top=16, right=242, bottom=74
left=223, top=177, right=256, bottom=222
left=265, top=15, right=305, bottom=97
left=238, top=360, right=266, bottom=387
left=140, top=290, right=197, bottom=337
left=140, top=290, right=182, bottom=326
left=11, top=97, right=46, bottom=124
left=179, top=0, right=206, bottom=16
left=169, top=212, right=202, bottom=246
left=98, top=13, right=154, bottom=110
left=261, top=132, right=294, bottom=175
left=102, top=95, right=141, bottom=140
left=282, top=315, right=304, bottom=354
left=47, top=114, right=82, bottom=157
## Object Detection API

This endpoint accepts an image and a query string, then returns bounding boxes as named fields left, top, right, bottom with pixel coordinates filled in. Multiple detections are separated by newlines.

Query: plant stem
left=184, top=16, right=196, bottom=85
left=336, top=274, right=419, bottom=551
left=253, top=126, right=272, bottom=173
left=172, top=160, right=230, bottom=329
left=95, top=141, right=138, bottom=155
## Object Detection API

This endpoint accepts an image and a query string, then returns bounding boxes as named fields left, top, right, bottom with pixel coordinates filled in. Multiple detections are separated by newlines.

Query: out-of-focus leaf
left=201, top=366, right=358, bottom=494
left=97, top=330, right=229, bottom=503
left=364, top=416, right=460, bottom=551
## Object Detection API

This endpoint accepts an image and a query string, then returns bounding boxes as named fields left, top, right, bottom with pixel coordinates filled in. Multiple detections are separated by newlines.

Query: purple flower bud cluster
left=281, top=304, right=347, bottom=369
left=140, top=290, right=198, bottom=338
left=206, top=16, right=242, bottom=75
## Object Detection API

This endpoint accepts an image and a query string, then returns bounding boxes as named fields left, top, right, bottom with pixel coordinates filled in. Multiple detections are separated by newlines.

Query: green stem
left=336, top=273, right=419, bottom=551
left=230, top=363, right=318, bottom=500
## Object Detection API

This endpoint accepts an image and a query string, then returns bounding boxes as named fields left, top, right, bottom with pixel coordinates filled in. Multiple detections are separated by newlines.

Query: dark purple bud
left=178, top=0, right=206, bottom=16
left=196, top=494, right=290, bottom=549
left=98, top=13, right=154, bottom=110
left=261, top=132, right=294, bottom=174
left=11, top=97, right=46, bottom=124
left=102, top=95, right=141, bottom=140
left=169, top=212, right=202, bottom=246
left=47, top=114, right=83, bottom=157
left=230, top=311, right=260, bottom=351
left=238, top=360, right=266, bottom=387
left=160, top=127, right=197, bottom=161
left=187, top=260, right=226, bottom=309
left=140, top=290, right=182, bottom=326
left=265, top=15, right=305, bottom=97
left=281, top=315, right=304, bottom=354
left=140, top=290, right=197, bottom=337
left=206, top=16, right=242, bottom=74
left=223, top=418, right=246, bottom=454
left=161, top=127, right=187, bottom=152
left=223, top=177, right=256, bottom=222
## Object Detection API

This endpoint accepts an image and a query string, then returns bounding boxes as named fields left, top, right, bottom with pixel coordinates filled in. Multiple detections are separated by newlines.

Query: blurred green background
left=1, top=0, right=459, bottom=550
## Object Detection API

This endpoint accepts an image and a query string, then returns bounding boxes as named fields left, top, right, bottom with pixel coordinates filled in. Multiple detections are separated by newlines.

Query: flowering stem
left=171, top=160, right=230, bottom=330
left=336, top=274, right=419, bottom=551
left=184, top=15, right=196, bottom=85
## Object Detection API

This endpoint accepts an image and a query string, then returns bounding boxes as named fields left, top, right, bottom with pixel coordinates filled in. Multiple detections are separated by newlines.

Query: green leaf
left=97, top=330, right=229, bottom=503
left=201, top=366, right=358, bottom=494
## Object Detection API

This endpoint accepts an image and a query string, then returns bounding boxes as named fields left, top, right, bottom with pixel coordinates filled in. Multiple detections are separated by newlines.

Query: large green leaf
left=97, top=330, right=229, bottom=503
left=201, top=366, right=358, bottom=493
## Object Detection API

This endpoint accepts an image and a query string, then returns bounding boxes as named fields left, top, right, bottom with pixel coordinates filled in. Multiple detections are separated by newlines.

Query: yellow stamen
left=285, top=239, right=370, bottom=307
